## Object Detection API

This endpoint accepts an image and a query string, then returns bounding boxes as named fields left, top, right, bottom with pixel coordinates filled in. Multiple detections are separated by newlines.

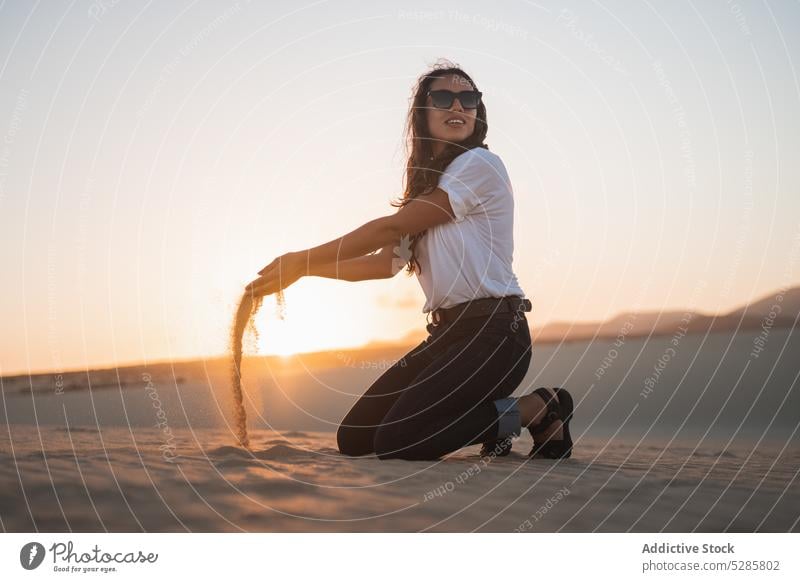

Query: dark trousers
left=336, top=308, right=532, bottom=460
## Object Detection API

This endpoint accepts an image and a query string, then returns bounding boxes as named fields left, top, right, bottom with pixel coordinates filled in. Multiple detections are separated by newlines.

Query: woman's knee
left=336, top=424, right=374, bottom=457
left=373, top=423, right=432, bottom=460
left=372, top=424, right=397, bottom=460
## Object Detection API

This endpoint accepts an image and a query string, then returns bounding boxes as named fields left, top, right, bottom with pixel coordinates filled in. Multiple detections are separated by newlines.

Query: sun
left=252, top=283, right=367, bottom=357
left=254, top=312, right=306, bottom=356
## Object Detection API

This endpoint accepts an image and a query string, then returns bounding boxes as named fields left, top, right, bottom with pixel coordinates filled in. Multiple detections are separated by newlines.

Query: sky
left=1, top=0, right=799, bottom=376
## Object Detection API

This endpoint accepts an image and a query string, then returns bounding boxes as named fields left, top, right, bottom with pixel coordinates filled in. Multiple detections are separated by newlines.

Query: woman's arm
left=307, top=242, right=398, bottom=282
left=247, top=188, right=453, bottom=295
left=293, top=188, right=454, bottom=270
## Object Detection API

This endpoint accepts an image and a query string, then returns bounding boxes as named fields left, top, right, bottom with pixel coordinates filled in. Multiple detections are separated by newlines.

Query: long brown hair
left=391, top=60, right=489, bottom=275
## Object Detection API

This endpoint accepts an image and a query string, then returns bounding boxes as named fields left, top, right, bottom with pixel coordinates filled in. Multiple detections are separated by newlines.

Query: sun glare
left=252, top=283, right=368, bottom=357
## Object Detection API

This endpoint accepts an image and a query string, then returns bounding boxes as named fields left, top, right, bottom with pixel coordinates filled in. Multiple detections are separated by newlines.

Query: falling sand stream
left=229, top=289, right=284, bottom=448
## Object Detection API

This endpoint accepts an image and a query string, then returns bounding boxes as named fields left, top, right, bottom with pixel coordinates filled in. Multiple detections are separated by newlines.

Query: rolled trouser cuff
left=493, top=397, right=521, bottom=439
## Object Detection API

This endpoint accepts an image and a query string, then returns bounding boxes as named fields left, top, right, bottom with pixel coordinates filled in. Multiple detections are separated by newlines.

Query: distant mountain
left=358, top=285, right=800, bottom=348
left=726, top=286, right=800, bottom=319
left=535, top=285, right=800, bottom=344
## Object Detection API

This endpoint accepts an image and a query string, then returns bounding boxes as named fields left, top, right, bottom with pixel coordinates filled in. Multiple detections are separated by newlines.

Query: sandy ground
left=2, top=328, right=798, bottom=531
left=1, top=425, right=797, bottom=532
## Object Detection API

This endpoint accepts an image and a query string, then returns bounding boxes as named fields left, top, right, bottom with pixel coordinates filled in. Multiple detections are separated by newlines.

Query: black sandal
left=527, top=387, right=573, bottom=459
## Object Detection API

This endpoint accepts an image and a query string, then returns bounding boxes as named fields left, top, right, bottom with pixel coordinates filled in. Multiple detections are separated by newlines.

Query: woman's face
left=425, top=74, right=478, bottom=153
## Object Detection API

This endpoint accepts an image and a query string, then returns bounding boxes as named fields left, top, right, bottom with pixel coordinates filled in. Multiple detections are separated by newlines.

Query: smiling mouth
left=445, top=118, right=466, bottom=128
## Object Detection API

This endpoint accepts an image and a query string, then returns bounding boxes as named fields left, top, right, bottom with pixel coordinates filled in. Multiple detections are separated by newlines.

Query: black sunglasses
left=426, top=89, right=482, bottom=110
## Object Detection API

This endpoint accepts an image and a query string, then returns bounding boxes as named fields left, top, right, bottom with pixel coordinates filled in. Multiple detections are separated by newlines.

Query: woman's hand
left=245, top=252, right=305, bottom=297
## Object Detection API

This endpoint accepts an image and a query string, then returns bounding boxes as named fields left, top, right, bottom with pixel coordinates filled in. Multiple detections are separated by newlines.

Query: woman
left=246, top=61, right=573, bottom=461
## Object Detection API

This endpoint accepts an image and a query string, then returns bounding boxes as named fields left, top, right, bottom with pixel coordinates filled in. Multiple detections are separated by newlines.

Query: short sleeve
left=437, top=148, right=501, bottom=223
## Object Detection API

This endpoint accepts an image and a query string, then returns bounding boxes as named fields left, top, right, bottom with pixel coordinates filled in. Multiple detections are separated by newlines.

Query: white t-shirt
left=415, top=146, right=527, bottom=313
